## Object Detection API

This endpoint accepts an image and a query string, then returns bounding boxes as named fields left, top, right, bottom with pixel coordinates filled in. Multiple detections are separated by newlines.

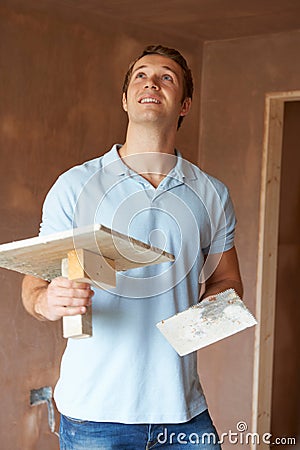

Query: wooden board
left=0, top=224, right=174, bottom=281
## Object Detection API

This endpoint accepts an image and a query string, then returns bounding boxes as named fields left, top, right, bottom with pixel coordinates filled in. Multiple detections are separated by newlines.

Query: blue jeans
left=59, top=409, right=222, bottom=449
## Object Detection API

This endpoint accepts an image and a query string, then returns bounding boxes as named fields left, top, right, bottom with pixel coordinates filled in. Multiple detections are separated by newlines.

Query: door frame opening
left=252, top=90, right=300, bottom=449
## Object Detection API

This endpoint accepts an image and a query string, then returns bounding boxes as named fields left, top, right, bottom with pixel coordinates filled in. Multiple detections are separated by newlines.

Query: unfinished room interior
left=0, top=0, right=300, bottom=449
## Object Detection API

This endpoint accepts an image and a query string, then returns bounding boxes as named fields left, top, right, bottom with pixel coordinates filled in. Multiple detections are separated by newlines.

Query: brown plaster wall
left=0, top=5, right=202, bottom=449
left=198, top=30, right=300, bottom=445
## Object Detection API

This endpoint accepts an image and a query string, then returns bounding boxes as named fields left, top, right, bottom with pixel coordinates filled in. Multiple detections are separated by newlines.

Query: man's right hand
left=22, top=275, right=94, bottom=321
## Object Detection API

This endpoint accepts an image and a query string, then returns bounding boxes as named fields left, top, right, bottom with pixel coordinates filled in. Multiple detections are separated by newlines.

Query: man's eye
left=162, top=74, right=173, bottom=81
left=136, top=73, right=145, bottom=79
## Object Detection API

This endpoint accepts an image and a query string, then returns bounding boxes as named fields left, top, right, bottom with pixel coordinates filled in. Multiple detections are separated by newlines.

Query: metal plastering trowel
left=156, top=289, right=257, bottom=356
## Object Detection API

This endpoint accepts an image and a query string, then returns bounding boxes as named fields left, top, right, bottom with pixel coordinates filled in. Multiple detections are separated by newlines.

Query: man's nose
left=144, top=76, right=159, bottom=90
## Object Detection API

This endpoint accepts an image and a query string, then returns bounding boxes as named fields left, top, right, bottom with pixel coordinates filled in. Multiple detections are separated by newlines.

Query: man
left=22, top=45, right=243, bottom=449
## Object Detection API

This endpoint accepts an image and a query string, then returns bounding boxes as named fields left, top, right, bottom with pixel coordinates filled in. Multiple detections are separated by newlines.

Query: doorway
left=271, top=101, right=300, bottom=447
left=252, top=92, right=300, bottom=450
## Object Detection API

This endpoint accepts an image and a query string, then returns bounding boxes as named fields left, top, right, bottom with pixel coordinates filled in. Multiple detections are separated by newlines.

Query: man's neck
left=121, top=121, right=177, bottom=155
left=118, top=123, right=178, bottom=188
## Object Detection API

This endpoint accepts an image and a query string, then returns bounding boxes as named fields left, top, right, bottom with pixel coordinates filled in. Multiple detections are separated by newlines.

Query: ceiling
left=3, top=0, right=300, bottom=41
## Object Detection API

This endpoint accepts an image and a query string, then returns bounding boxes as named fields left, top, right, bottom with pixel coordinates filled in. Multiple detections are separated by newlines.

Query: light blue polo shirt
left=39, top=144, right=236, bottom=423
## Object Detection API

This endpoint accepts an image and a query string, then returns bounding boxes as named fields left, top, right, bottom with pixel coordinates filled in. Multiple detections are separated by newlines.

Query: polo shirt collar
left=172, top=149, right=197, bottom=182
left=102, top=144, right=129, bottom=176
left=102, top=144, right=197, bottom=182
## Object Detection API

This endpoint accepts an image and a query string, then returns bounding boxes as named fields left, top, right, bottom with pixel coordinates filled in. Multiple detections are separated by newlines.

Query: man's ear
left=122, top=92, right=128, bottom=112
left=180, top=97, right=192, bottom=117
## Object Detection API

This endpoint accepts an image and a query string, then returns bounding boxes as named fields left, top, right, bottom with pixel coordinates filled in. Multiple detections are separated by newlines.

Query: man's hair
left=122, top=44, right=193, bottom=129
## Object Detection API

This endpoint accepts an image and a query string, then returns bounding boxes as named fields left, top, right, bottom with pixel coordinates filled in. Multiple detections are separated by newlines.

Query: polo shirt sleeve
left=202, top=183, right=236, bottom=255
left=39, top=174, right=75, bottom=236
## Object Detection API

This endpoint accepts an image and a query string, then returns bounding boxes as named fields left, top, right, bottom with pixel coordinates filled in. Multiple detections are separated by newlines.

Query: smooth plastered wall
left=0, top=4, right=201, bottom=449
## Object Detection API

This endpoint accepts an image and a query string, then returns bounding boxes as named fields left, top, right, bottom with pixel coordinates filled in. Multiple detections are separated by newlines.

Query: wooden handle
left=61, top=249, right=116, bottom=339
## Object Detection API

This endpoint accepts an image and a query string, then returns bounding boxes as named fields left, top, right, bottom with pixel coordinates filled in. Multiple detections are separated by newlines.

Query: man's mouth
left=139, top=97, right=161, bottom=104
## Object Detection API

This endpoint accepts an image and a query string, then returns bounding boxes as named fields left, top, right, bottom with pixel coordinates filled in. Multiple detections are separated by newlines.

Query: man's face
left=122, top=54, right=191, bottom=128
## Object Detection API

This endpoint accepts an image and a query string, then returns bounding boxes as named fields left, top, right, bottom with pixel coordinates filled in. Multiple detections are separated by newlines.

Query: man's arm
left=22, top=275, right=94, bottom=321
left=201, top=246, right=243, bottom=300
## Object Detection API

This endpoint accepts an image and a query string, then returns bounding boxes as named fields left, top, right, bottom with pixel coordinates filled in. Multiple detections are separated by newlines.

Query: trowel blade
left=156, top=289, right=257, bottom=356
